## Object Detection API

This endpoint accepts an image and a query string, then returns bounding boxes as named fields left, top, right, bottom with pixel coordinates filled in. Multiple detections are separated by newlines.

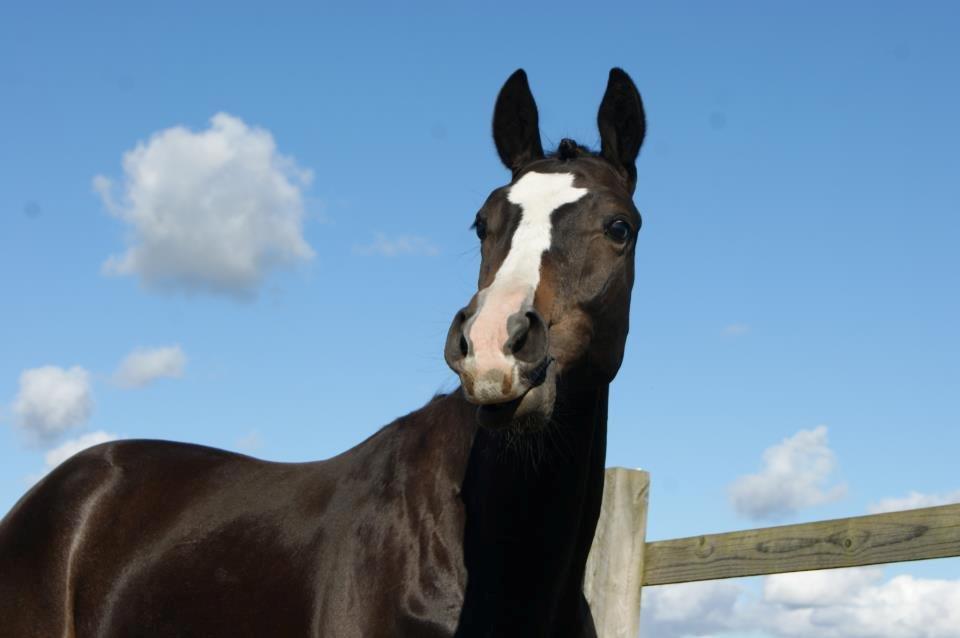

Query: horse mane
left=549, top=137, right=595, bottom=161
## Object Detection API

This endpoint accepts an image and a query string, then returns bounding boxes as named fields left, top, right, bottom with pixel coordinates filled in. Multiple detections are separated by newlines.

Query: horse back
left=0, top=403, right=471, bottom=637
left=0, top=440, right=310, bottom=636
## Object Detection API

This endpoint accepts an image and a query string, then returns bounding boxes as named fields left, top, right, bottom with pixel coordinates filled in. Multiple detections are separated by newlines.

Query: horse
left=0, top=67, right=646, bottom=638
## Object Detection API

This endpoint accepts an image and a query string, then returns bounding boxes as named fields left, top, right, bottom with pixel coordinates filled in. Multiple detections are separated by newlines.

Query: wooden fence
left=583, top=468, right=960, bottom=638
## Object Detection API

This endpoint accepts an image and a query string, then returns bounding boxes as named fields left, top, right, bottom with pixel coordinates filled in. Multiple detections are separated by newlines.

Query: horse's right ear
left=493, top=69, right=544, bottom=175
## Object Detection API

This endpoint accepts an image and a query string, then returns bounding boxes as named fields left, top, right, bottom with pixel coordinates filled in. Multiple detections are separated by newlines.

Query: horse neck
left=456, top=380, right=609, bottom=637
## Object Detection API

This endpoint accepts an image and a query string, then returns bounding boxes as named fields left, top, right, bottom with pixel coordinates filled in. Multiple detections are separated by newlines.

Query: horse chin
left=474, top=361, right=557, bottom=431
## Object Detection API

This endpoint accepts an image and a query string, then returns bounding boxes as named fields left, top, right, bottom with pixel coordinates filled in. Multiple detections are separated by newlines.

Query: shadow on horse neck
left=456, top=382, right=610, bottom=637
left=0, top=68, right=645, bottom=638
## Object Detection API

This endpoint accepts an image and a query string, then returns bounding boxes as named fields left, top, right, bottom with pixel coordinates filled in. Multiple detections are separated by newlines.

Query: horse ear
left=597, top=68, right=646, bottom=193
left=493, top=69, right=544, bottom=175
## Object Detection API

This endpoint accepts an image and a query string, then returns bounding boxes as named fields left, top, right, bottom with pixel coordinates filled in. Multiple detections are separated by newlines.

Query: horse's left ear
left=597, top=68, right=646, bottom=193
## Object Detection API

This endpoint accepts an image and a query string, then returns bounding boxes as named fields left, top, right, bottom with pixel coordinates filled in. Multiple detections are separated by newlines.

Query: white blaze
left=464, top=171, right=587, bottom=402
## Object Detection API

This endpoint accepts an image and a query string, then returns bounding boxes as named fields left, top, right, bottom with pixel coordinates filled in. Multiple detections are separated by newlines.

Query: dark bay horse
left=0, top=68, right=646, bottom=637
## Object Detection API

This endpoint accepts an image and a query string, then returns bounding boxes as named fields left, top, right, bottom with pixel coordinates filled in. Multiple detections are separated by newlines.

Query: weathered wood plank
left=584, top=468, right=650, bottom=638
left=643, top=503, right=960, bottom=586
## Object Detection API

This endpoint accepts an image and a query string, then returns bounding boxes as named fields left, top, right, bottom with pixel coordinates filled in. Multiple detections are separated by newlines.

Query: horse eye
left=605, top=219, right=632, bottom=243
left=473, top=217, right=488, bottom=241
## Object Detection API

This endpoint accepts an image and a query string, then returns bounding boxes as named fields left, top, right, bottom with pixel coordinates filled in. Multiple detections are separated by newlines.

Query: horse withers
left=0, top=68, right=646, bottom=638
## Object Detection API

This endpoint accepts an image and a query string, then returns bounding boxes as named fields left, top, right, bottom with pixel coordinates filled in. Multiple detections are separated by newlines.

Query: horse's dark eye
left=605, top=219, right=632, bottom=243
left=474, top=217, right=487, bottom=241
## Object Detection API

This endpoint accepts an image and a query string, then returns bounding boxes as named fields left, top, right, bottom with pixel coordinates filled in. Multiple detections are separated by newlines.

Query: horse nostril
left=445, top=308, right=471, bottom=372
left=510, top=330, right=528, bottom=355
left=506, top=310, right=548, bottom=365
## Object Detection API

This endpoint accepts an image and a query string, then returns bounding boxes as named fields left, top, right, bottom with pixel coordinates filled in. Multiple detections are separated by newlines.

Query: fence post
left=583, top=468, right=650, bottom=638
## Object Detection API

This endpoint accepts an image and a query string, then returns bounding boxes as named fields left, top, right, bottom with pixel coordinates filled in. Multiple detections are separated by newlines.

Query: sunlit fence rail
left=583, top=468, right=960, bottom=638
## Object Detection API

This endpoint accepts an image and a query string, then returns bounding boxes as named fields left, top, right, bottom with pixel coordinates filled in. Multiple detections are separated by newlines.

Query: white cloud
left=26, top=430, right=119, bottom=484
left=95, top=113, right=315, bottom=298
left=788, top=573, right=960, bottom=638
left=353, top=232, right=439, bottom=257
left=723, top=322, right=751, bottom=336
left=234, top=430, right=263, bottom=453
left=641, top=579, right=744, bottom=636
left=642, top=568, right=960, bottom=638
left=868, top=489, right=960, bottom=514
left=729, top=426, right=846, bottom=521
left=113, top=345, right=186, bottom=388
left=12, top=366, right=93, bottom=441
left=763, top=567, right=884, bottom=607
left=43, top=430, right=118, bottom=470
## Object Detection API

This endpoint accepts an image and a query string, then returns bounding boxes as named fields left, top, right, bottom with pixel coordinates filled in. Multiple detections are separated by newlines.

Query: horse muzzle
left=444, top=303, right=554, bottom=427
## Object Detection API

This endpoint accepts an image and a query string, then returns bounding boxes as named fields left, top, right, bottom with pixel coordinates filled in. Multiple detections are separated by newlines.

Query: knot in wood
left=695, top=535, right=715, bottom=559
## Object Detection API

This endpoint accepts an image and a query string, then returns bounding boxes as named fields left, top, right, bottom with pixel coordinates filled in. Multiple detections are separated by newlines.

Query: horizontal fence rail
left=643, top=502, right=960, bottom=586
left=585, top=468, right=960, bottom=638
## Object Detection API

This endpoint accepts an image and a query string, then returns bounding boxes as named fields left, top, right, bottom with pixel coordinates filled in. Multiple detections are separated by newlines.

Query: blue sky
left=2, top=2, right=959, bottom=636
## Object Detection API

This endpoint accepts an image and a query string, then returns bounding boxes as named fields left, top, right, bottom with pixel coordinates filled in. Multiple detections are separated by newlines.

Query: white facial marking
left=464, top=172, right=587, bottom=402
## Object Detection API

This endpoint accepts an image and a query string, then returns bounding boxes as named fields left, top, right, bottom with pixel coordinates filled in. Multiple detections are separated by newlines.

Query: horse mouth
left=474, top=359, right=557, bottom=430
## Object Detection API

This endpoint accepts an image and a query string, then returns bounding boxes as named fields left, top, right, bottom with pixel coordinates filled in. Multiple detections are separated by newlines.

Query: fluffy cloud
left=642, top=568, right=960, bottom=638
left=43, top=430, right=118, bottom=471
left=868, top=489, right=960, bottom=514
left=729, top=426, right=846, bottom=521
left=353, top=232, right=439, bottom=257
left=95, top=113, right=314, bottom=298
left=12, top=366, right=93, bottom=440
left=234, top=430, right=263, bottom=453
left=26, top=431, right=119, bottom=484
left=113, top=345, right=186, bottom=388
left=763, top=567, right=883, bottom=607
left=641, top=579, right=744, bottom=636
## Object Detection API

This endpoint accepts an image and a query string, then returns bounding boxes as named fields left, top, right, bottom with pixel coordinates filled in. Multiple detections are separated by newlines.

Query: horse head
left=445, top=68, right=646, bottom=430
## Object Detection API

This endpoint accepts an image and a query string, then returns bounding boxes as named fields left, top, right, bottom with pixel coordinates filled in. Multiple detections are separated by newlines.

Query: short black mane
left=549, top=137, right=596, bottom=161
